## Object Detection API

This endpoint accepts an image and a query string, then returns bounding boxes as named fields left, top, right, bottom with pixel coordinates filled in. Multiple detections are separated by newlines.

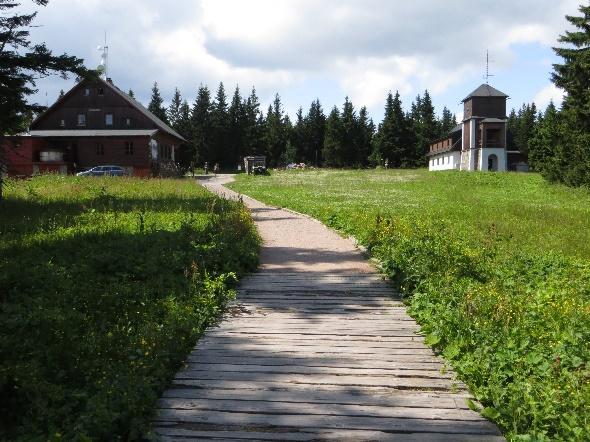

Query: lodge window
left=59, top=119, right=65, bottom=127
left=77, top=114, right=86, bottom=126
left=125, top=118, right=131, bottom=127
left=125, top=141, right=134, bottom=155
left=98, top=88, right=104, bottom=96
left=105, top=113, right=113, bottom=126
left=84, top=88, right=90, bottom=96
left=96, top=143, right=104, bottom=156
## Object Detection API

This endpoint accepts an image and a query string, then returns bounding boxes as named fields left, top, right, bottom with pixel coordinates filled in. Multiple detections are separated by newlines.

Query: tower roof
left=462, top=84, right=508, bottom=102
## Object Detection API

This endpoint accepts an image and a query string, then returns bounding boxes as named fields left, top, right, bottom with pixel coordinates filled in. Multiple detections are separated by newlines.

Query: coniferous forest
left=140, top=3, right=589, bottom=188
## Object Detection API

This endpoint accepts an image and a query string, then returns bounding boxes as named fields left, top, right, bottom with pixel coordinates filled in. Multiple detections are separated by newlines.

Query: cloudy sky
left=28, top=0, right=580, bottom=122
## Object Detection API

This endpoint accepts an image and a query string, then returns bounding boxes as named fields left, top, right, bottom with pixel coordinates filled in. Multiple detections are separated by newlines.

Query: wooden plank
left=195, top=342, right=433, bottom=352
left=154, top=409, right=501, bottom=435
left=154, top=427, right=505, bottom=441
left=161, top=387, right=469, bottom=409
left=172, top=375, right=462, bottom=390
left=156, top=398, right=485, bottom=421
left=186, top=354, right=443, bottom=365
left=177, top=363, right=447, bottom=377
left=200, top=334, right=425, bottom=343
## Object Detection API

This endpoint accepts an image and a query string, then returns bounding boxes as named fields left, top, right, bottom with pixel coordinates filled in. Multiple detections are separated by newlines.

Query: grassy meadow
left=0, top=175, right=260, bottom=440
left=230, top=169, right=590, bottom=441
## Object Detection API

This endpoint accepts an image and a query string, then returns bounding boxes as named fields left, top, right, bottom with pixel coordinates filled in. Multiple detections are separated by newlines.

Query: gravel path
left=152, top=175, right=503, bottom=441
left=199, top=174, right=373, bottom=274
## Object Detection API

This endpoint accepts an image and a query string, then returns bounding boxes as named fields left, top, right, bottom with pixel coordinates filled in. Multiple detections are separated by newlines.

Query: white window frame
left=105, top=113, right=113, bottom=126
left=77, top=114, right=86, bottom=127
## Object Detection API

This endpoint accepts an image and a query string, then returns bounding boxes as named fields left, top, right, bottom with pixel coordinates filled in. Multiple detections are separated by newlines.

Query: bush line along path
left=152, top=175, right=503, bottom=441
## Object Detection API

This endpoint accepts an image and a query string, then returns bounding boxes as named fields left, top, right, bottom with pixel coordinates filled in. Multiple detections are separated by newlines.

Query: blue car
left=76, top=165, right=128, bottom=176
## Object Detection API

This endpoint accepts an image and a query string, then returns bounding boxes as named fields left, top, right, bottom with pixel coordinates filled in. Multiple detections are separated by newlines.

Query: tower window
left=84, top=88, right=90, bottom=96
left=105, top=113, right=113, bottom=126
left=59, top=119, right=65, bottom=127
left=77, top=114, right=86, bottom=126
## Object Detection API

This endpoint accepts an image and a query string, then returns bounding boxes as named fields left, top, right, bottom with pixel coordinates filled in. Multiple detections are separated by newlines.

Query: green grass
left=230, top=169, right=590, bottom=441
left=0, top=175, right=260, bottom=440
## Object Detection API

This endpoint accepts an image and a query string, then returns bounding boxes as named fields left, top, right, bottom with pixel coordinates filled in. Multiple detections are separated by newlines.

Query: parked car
left=76, top=165, right=128, bottom=177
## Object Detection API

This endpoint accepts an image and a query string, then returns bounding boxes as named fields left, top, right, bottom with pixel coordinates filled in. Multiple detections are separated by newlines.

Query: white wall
left=429, top=151, right=461, bottom=171
left=479, top=147, right=507, bottom=172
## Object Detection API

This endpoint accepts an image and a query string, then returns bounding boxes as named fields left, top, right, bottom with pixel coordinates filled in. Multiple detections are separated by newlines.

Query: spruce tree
left=529, top=101, right=561, bottom=176
left=148, top=82, right=168, bottom=123
left=546, top=3, right=590, bottom=187
left=167, top=87, right=183, bottom=128
left=372, top=91, right=408, bottom=167
left=552, top=3, right=590, bottom=129
left=211, top=82, right=229, bottom=167
left=356, top=106, right=373, bottom=167
left=190, top=85, right=213, bottom=165
left=243, top=87, right=264, bottom=156
left=323, top=106, right=342, bottom=167
left=416, top=90, right=438, bottom=166
left=0, top=0, right=87, bottom=135
left=340, top=97, right=358, bottom=166
left=439, top=106, right=455, bottom=136
left=292, top=107, right=306, bottom=163
left=263, top=94, right=289, bottom=166
left=305, top=99, right=326, bottom=166
left=228, top=85, right=245, bottom=168
left=175, top=99, right=193, bottom=169
left=128, top=89, right=135, bottom=99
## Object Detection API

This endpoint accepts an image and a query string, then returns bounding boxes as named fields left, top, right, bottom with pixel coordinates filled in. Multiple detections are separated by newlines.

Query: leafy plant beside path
left=230, top=169, right=590, bottom=441
left=0, top=175, right=260, bottom=440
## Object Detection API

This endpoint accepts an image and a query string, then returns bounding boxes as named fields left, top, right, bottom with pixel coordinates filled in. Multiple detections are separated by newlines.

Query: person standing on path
left=213, top=163, right=219, bottom=176
left=204, top=161, right=209, bottom=175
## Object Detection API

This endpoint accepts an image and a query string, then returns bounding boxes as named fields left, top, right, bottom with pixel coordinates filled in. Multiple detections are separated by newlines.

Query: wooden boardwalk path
left=153, top=176, right=503, bottom=441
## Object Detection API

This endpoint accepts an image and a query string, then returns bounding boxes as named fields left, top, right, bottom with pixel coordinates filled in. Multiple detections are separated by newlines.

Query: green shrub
left=0, top=175, right=260, bottom=440
left=369, top=217, right=590, bottom=440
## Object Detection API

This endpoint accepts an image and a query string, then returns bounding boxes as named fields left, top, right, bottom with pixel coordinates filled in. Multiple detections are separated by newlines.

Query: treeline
left=145, top=82, right=457, bottom=170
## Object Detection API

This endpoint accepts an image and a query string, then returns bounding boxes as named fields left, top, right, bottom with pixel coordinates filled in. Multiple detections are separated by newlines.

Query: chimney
left=106, top=77, right=113, bottom=84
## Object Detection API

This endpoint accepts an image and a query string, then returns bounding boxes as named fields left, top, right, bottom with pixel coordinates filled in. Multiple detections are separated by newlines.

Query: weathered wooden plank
left=154, top=409, right=501, bottom=435
left=195, top=342, right=433, bottom=352
left=177, top=363, right=446, bottom=377
left=157, top=398, right=485, bottom=421
left=186, top=354, right=443, bottom=365
left=172, top=374, right=462, bottom=390
left=200, top=334, right=425, bottom=343
left=154, top=427, right=505, bottom=441
left=161, top=387, right=469, bottom=409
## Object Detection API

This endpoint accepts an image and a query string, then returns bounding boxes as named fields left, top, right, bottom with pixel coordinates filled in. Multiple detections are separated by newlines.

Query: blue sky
left=28, top=0, right=579, bottom=124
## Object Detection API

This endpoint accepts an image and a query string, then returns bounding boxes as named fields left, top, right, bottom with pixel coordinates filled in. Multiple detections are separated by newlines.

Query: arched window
left=488, top=154, right=498, bottom=171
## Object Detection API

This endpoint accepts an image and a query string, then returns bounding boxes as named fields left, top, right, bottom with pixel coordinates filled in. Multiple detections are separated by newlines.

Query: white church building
left=428, top=84, right=527, bottom=172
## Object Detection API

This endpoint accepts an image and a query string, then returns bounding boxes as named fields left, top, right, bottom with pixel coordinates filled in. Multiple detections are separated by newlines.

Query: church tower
left=460, top=84, right=509, bottom=171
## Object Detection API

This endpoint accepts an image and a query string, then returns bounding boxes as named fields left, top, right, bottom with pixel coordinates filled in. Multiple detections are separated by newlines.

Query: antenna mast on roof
left=97, top=32, right=109, bottom=80
left=484, top=49, right=494, bottom=84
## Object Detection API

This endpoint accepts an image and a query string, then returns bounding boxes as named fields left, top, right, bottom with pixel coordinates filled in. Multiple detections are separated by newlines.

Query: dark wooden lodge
left=3, top=77, right=185, bottom=177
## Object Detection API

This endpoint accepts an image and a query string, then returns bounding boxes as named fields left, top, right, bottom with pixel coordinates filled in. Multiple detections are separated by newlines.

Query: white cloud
left=26, top=0, right=582, bottom=117
left=534, top=84, right=565, bottom=109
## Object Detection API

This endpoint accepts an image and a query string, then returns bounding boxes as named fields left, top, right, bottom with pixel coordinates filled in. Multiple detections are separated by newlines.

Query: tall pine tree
left=190, top=85, right=213, bottom=165
left=167, top=87, right=183, bottom=129
left=372, top=91, right=408, bottom=167
left=304, top=99, right=326, bottom=166
left=148, top=82, right=168, bottom=124
left=211, top=82, right=229, bottom=167
left=323, top=106, right=342, bottom=167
